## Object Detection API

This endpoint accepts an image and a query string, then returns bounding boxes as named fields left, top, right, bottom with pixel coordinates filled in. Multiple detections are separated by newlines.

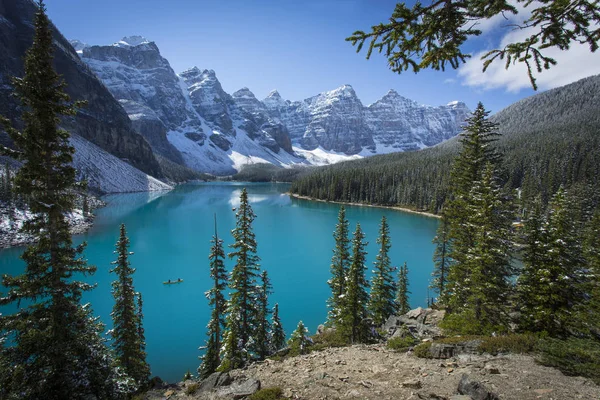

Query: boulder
left=198, top=371, right=232, bottom=392
left=457, top=374, right=499, bottom=400
left=216, top=376, right=261, bottom=399
left=383, top=307, right=445, bottom=339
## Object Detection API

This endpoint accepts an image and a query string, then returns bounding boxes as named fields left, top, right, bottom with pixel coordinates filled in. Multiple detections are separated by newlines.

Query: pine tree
left=288, top=321, right=310, bottom=355
left=254, top=270, right=273, bottom=360
left=368, top=215, right=397, bottom=326
left=517, top=188, right=586, bottom=336
left=199, top=215, right=228, bottom=379
left=583, top=209, right=600, bottom=336
left=338, top=223, right=370, bottom=343
left=136, top=292, right=147, bottom=364
left=430, top=214, right=451, bottom=304
left=270, top=303, right=286, bottom=352
left=444, top=164, right=514, bottom=334
left=0, top=2, right=118, bottom=398
left=110, top=224, right=150, bottom=386
left=444, top=103, right=502, bottom=313
left=221, top=188, right=260, bottom=370
left=327, top=206, right=351, bottom=326
left=396, top=262, right=411, bottom=315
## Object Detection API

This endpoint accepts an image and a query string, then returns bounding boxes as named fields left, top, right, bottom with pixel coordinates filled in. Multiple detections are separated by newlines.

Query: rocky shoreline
left=287, top=193, right=441, bottom=219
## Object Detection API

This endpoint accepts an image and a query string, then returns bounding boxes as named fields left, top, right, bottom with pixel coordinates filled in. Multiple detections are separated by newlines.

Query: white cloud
left=458, top=24, right=600, bottom=93
left=443, top=78, right=457, bottom=84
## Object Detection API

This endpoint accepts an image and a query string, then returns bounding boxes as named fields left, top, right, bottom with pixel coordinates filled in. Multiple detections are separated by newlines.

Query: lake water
left=0, top=182, right=439, bottom=382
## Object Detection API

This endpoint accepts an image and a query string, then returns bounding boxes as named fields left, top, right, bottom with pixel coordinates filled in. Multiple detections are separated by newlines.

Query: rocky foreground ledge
left=141, top=308, right=600, bottom=400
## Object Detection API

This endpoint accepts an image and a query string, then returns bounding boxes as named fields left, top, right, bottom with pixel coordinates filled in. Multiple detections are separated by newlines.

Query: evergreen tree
left=396, top=262, right=411, bottom=315
left=517, top=188, right=585, bottom=336
left=199, top=215, right=228, bottom=379
left=0, top=2, right=118, bottom=398
left=254, top=270, right=273, bottom=360
left=270, top=303, right=286, bottom=353
left=430, top=215, right=451, bottom=304
left=110, top=224, right=150, bottom=386
left=368, top=215, right=397, bottom=326
left=444, top=164, right=514, bottom=333
left=444, top=103, right=502, bottom=313
left=136, top=293, right=147, bottom=364
left=221, top=188, right=260, bottom=370
left=327, top=206, right=351, bottom=326
left=338, top=223, right=370, bottom=343
left=288, top=321, right=310, bottom=355
left=583, top=209, right=600, bottom=336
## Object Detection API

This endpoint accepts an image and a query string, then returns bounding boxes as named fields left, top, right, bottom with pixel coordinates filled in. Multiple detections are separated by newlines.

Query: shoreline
left=287, top=193, right=441, bottom=219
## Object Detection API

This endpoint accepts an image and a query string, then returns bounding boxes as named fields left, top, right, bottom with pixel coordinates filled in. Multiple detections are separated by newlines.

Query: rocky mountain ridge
left=74, top=35, right=471, bottom=175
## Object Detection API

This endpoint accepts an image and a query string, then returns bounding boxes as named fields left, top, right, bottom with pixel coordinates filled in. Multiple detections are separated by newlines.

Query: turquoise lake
left=0, top=182, right=439, bottom=382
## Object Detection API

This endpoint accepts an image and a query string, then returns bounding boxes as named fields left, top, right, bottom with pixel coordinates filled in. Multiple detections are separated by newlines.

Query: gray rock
left=402, top=378, right=423, bottom=389
left=430, top=343, right=456, bottom=359
left=216, top=376, right=261, bottom=399
left=198, top=371, right=231, bottom=392
left=457, top=374, right=500, bottom=400
left=383, top=307, right=445, bottom=339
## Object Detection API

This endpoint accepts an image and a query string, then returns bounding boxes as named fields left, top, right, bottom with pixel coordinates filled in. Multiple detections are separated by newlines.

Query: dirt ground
left=227, top=343, right=600, bottom=399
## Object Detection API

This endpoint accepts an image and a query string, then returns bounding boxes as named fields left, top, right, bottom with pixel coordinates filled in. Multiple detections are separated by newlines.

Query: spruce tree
left=339, top=223, right=370, bottom=343
left=255, top=270, right=273, bottom=360
left=0, top=2, right=118, bottom=398
left=199, top=215, right=228, bottom=379
left=110, top=224, right=150, bottom=386
left=271, top=303, right=286, bottom=352
left=288, top=321, right=310, bottom=355
left=136, top=293, right=147, bottom=364
left=430, top=214, right=451, bottom=304
left=444, top=103, right=502, bottom=313
left=221, top=188, right=260, bottom=370
left=444, top=164, right=514, bottom=333
left=396, top=262, right=411, bottom=315
left=583, top=209, right=600, bottom=336
left=327, top=206, right=351, bottom=326
left=368, top=215, right=397, bottom=326
left=517, top=188, right=585, bottom=336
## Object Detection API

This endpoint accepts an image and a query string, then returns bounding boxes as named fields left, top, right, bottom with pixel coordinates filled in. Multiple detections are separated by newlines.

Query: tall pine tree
left=368, top=215, right=397, bottom=326
left=339, top=223, right=370, bottom=343
left=255, top=270, right=273, bottom=360
left=221, top=188, right=260, bottom=370
left=396, top=262, right=411, bottom=315
left=430, top=215, right=451, bottom=304
left=270, top=303, right=286, bottom=353
left=327, top=206, right=351, bottom=326
left=199, top=215, right=228, bottom=379
left=110, top=224, right=150, bottom=386
left=0, top=2, right=118, bottom=398
left=444, top=103, right=502, bottom=313
left=517, top=188, right=585, bottom=336
left=443, top=164, right=514, bottom=334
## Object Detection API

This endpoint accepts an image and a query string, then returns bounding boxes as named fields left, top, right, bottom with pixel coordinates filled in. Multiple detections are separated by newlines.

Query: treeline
left=290, top=74, right=600, bottom=213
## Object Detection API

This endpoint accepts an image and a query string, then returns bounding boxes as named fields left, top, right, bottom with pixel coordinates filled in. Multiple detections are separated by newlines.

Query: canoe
left=163, top=279, right=184, bottom=285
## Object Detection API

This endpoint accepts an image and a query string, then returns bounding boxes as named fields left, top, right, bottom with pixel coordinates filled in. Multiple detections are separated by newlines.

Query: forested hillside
left=290, top=75, right=600, bottom=213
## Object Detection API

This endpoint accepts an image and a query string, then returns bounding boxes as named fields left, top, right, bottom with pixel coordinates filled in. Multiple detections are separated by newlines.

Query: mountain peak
left=232, top=87, right=256, bottom=99
left=267, top=90, right=281, bottom=99
left=69, top=39, right=89, bottom=54
left=115, top=35, right=151, bottom=47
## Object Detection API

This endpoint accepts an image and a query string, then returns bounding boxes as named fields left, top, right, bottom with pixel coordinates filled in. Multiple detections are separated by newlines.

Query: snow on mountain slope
left=71, top=134, right=172, bottom=193
left=73, top=35, right=470, bottom=175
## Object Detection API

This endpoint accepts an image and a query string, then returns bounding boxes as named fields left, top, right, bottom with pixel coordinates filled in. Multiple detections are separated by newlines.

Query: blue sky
left=46, top=0, right=600, bottom=113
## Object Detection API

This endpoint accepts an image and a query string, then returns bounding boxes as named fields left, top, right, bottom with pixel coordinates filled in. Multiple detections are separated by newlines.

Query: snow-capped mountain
left=365, top=90, right=470, bottom=152
left=74, top=36, right=471, bottom=175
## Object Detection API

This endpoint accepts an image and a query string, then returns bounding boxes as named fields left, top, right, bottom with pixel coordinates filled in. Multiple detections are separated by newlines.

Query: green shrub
left=439, top=311, right=508, bottom=336
left=249, top=387, right=285, bottom=400
left=537, top=338, right=600, bottom=384
left=435, top=335, right=482, bottom=345
left=185, top=383, right=199, bottom=395
left=311, top=329, right=348, bottom=351
left=413, top=342, right=433, bottom=358
left=479, top=334, right=539, bottom=355
left=387, top=336, right=418, bottom=351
